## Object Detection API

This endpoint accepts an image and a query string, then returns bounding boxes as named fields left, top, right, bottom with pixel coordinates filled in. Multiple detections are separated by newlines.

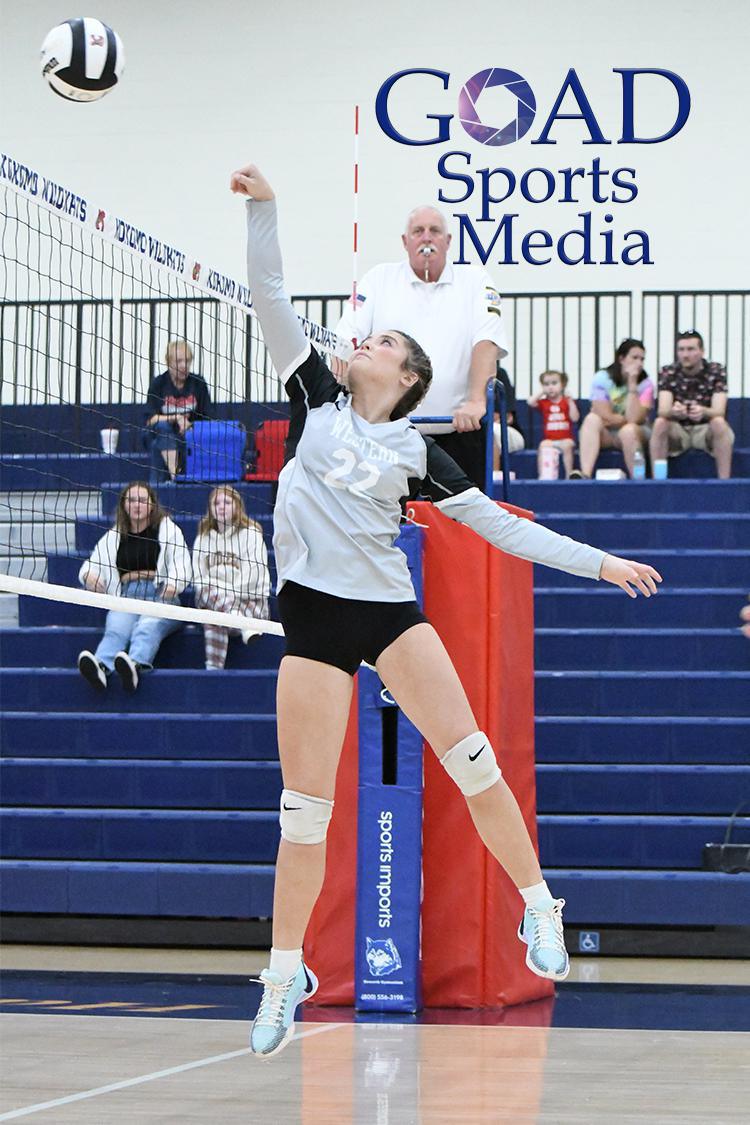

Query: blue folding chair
left=178, top=421, right=245, bottom=482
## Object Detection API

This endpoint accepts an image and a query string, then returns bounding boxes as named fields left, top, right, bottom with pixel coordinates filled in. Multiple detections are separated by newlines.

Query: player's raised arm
left=418, top=440, right=662, bottom=593
left=231, top=163, right=311, bottom=385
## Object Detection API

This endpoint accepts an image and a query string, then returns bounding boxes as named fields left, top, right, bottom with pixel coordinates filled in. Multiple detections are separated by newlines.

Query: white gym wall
left=0, top=1, right=746, bottom=296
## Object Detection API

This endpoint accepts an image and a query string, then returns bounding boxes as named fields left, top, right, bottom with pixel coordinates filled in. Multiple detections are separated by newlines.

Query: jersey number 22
left=324, top=448, right=381, bottom=495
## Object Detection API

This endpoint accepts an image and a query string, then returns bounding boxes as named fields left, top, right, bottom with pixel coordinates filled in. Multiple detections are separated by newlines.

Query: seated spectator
left=741, top=598, right=750, bottom=640
left=649, top=330, right=734, bottom=479
left=528, top=369, right=579, bottom=479
left=573, top=339, right=653, bottom=479
left=76, top=482, right=191, bottom=692
left=145, top=340, right=211, bottom=483
left=192, top=485, right=271, bottom=669
left=493, top=366, right=526, bottom=473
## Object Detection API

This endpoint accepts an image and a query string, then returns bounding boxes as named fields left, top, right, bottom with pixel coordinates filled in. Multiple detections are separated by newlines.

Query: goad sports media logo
left=374, top=65, right=692, bottom=267
left=458, top=68, right=536, bottom=147
left=376, top=66, right=690, bottom=147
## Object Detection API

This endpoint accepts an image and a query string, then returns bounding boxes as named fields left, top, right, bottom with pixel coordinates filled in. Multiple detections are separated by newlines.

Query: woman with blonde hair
left=192, top=485, right=271, bottom=669
left=77, top=481, right=191, bottom=692
left=144, top=339, right=211, bottom=482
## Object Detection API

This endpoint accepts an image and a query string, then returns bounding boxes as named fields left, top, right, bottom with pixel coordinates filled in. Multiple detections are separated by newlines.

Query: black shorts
left=277, top=581, right=427, bottom=675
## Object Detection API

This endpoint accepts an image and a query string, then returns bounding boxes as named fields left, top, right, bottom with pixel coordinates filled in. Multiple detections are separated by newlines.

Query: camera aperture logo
left=376, top=66, right=692, bottom=268
left=458, top=68, right=536, bottom=147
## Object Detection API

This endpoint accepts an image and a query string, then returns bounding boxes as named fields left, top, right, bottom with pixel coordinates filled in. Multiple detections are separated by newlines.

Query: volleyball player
left=230, top=164, right=662, bottom=1058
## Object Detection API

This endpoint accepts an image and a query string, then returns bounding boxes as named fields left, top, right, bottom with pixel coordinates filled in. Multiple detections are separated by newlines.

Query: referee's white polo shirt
left=335, top=260, right=508, bottom=430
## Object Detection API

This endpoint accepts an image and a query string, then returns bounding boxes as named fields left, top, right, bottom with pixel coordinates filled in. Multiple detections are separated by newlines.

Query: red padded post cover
left=414, top=500, right=552, bottom=1007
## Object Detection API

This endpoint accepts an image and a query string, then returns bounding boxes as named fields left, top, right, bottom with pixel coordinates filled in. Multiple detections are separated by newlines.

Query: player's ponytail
left=390, top=332, right=433, bottom=421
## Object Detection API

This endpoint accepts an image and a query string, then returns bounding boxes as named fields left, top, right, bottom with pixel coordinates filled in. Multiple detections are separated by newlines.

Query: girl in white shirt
left=77, top=481, right=191, bottom=692
left=192, top=485, right=271, bottom=669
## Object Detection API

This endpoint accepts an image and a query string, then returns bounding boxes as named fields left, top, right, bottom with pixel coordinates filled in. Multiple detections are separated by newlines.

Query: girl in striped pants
left=192, top=486, right=270, bottom=669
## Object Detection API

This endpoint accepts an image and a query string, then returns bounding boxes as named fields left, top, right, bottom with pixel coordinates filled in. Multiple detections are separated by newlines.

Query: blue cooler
left=180, top=421, right=245, bottom=482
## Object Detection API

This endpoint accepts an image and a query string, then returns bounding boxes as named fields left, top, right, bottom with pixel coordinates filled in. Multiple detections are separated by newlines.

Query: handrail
left=411, top=379, right=510, bottom=503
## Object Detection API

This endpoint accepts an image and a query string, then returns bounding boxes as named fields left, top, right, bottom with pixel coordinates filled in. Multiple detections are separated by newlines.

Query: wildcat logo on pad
left=365, top=937, right=402, bottom=977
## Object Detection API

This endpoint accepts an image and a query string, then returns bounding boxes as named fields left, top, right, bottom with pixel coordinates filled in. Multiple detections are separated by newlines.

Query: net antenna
left=0, top=152, right=350, bottom=638
left=350, top=104, right=360, bottom=346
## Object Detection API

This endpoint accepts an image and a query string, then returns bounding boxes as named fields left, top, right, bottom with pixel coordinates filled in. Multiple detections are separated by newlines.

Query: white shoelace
left=529, top=899, right=565, bottom=953
left=253, top=975, right=295, bottom=1027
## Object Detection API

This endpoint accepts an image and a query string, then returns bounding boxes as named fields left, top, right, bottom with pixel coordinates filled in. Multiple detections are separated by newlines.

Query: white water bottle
left=540, top=446, right=560, bottom=480
left=632, top=448, right=646, bottom=480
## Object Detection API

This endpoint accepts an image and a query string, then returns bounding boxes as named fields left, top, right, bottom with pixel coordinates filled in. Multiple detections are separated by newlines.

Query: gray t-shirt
left=275, top=387, right=425, bottom=600
left=245, top=198, right=606, bottom=602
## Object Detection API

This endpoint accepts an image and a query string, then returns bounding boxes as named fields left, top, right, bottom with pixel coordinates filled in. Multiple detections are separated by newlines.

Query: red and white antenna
left=351, top=104, right=360, bottom=344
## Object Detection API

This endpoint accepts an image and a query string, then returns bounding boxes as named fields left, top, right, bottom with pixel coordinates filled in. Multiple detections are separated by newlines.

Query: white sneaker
left=517, top=898, right=570, bottom=981
left=77, top=650, right=107, bottom=691
left=114, top=650, right=139, bottom=692
left=250, top=963, right=318, bottom=1058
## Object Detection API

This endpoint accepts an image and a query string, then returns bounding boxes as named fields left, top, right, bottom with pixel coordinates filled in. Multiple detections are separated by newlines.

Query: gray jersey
left=275, top=386, right=427, bottom=600
left=245, top=199, right=607, bottom=602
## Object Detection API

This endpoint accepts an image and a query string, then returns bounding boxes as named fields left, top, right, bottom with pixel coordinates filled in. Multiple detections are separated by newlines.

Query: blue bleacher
left=1, top=402, right=749, bottom=934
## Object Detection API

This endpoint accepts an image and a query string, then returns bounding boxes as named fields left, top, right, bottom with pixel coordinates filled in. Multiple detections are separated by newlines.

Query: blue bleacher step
left=8, top=807, right=736, bottom=871
left=1, top=856, right=744, bottom=924
left=19, top=597, right=99, bottom=627
left=1, top=713, right=278, bottom=760
left=503, top=446, right=750, bottom=483
left=505, top=478, right=750, bottom=515
left=536, top=764, right=750, bottom=815
left=534, top=588, right=747, bottom=628
left=536, top=814, right=749, bottom=869
left=0, top=808, right=279, bottom=863
left=535, top=670, right=750, bottom=717
left=75, top=514, right=274, bottom=552
left=535, top=628, right=749, bottom=671
left=0, top=668, right=278, bottom=714
left=0, top=453, right=150, bottom=492
left=43, top=551, right=279, bottom=595
left=0, top=859, right=275, bottom=918
left=100, top=481, right=276, bottom=519
left=535, top=550, right=750, bottom=588
left=16, top=590, right=285, bottom=629
left=535, top=513, right=750, bottom=549
left=535, top=715, right=750, bottom=765
left=0, top=626, right=285, bottom=671
left=543, top=869, right=750, bottom=927
left=0, top=759, right=282, bottom=809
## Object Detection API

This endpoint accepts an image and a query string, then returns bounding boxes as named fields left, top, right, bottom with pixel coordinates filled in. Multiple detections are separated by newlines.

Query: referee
left=336, top=204, right=505, bottom=487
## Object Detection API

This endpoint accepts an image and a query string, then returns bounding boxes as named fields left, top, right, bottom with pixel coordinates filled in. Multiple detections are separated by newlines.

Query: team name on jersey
left=330, top=411, right=400, bottom=466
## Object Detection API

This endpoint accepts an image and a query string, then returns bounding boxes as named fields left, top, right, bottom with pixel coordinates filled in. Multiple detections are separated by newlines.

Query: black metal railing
left=641, top=290, right=749, bottom=401
left=293, top=291, right=635, bottom=400
left=0, top=296, right=272, bottom=408
left=2, top=290, right=747, bottom=412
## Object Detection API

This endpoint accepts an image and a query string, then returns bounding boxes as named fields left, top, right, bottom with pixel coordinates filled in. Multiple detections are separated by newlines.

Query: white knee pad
left=279, top=789, right=334, bottom=845
left=440, top=731, right=501, bottom=797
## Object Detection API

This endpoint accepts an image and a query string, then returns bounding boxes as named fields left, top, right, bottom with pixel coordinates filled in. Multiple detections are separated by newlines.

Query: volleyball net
left=0, top=153, right=353, bottom=636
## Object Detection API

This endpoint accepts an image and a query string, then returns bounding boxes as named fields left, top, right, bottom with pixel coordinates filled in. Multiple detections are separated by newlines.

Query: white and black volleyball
left=40, top=17, right=125, bottom=102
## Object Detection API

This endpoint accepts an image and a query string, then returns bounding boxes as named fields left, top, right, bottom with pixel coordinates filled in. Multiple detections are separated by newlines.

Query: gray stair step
left=0, top=491, right=102, bottom=521
left=0, top=556, right=48, bottom=580
left=0, top=522, right=76, bottom=554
